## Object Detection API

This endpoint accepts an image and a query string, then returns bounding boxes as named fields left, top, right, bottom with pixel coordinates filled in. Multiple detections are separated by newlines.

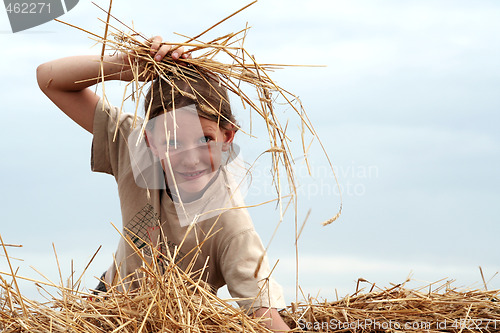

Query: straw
left=0, top=241, right=273, bottom=332
left=2, top=242, right=499, bottom=333
left=280, top=277, right=500, bottom=332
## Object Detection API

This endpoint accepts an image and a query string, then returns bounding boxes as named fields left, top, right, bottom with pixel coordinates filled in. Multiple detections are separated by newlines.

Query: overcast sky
left=1, top=0, right=499, bottom=304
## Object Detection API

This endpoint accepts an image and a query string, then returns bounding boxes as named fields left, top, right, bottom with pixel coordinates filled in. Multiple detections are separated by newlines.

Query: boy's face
left=146, top=105, right=234, bottom=201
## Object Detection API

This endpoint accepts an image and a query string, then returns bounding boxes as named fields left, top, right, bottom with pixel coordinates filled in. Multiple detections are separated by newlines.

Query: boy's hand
left=149, top=35, right=191, bottom=62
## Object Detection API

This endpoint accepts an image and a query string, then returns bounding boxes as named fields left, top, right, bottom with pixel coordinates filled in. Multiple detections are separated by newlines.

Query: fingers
left=171, top=46, right=185, bottom=60
left=149, top=36, right=162, bottom=56
left=149, top=36, right=191, bottom=62
left=150, top=35, right=169, bottom=61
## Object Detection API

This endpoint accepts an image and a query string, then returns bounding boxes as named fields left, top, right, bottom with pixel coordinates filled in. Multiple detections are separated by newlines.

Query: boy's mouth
left=177, top=170, right=206, bottom=180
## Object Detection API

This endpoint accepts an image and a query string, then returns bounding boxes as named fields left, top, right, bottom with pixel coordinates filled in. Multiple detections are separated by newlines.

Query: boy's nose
left=180, top=147, right=200, bottom=167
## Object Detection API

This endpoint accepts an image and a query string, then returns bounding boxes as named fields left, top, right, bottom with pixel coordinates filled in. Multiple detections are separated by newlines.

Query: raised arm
left=36, top=37, right=188, bottom=133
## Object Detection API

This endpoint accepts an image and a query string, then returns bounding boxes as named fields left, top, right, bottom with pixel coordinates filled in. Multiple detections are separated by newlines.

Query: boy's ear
left=222, top=129, right=235, bottom=152
left=145, top=131, right=159, bottom=157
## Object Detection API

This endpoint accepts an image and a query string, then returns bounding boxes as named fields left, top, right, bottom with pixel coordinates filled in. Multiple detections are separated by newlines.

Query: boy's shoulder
left=95, top=98, right=145, bottom=136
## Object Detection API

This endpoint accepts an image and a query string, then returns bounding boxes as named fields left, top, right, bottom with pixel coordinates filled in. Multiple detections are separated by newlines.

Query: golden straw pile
left=0, top=243, right=271, bottom=332
left=281, top=278, right=500, bottom=332
left=2, top=248, right=499, bottom=333
left=1, top=237, right=499, bottom=332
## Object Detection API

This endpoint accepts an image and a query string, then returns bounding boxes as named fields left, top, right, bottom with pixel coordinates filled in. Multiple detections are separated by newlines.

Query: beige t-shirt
left=91, top=99, right=285, bottom=310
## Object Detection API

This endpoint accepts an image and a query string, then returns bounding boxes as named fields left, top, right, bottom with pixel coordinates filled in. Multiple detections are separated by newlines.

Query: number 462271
left=5, top=2, right=51, bottom=14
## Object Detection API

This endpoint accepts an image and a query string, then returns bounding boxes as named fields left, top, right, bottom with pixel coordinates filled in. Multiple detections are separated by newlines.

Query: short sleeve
left=91, top=98, right=136, bottom=178
left=220, top=229, right=286, bottom=311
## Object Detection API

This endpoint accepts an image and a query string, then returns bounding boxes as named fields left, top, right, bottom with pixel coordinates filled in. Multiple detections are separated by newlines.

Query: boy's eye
left=200, top=136, right=213, bottom=144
